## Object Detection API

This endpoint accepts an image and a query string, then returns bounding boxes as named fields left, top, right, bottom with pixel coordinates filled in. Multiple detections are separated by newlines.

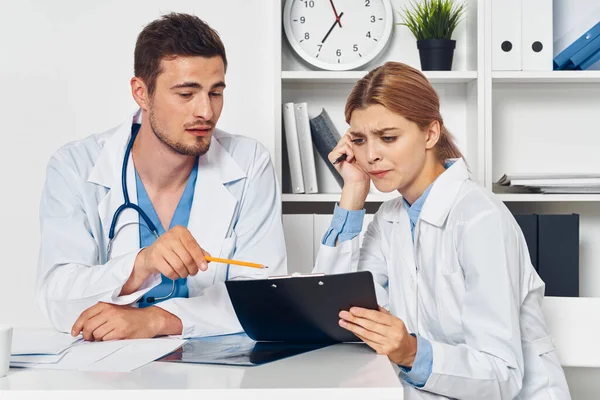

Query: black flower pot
left=417, top=39, right=456, bottom=71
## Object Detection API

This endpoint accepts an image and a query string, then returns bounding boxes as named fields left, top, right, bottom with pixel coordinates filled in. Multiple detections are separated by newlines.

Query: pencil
left=205, top=256, right=267, bottom=269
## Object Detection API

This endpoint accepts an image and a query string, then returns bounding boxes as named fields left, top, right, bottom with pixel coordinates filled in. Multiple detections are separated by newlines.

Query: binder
left=553, top=21, right=600, bottom=70
left=521, top=0, right=553, bottom=71
left=513, top=214, right=539, bottom=272
left=282, top=102, right=305, bottom=193
left=225, top=271, right=379, bottom=343
left=309, top=108, right=344, bottom=191
left=577, top=45, right=600, bottom=70
left=492, top=0, right=522, bottom=71
left=537, top=214, right=579, bottom=297
left=563, top=35, right=600, bottom=70
left=294, top=103, right=319, bottom=193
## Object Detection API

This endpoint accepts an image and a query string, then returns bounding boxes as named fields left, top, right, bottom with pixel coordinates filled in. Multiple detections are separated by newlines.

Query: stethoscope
left=106, top=123, right=176, bottom=303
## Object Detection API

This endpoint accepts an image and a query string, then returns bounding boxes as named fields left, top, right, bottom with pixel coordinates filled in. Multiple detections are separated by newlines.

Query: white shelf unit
left=275, top=0, right=600, bottom=301
left=278, top=0, right=484, bottom=202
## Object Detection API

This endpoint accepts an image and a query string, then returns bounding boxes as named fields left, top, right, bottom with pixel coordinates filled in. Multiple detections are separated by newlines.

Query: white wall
left=0, top=0, right=279, bottom=327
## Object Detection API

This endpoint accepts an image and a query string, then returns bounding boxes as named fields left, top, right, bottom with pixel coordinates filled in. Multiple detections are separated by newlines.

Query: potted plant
left=398, top=0, right=466, bottom=71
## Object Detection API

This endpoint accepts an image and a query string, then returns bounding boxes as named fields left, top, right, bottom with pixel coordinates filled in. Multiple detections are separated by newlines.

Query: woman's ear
left=424, top=120, right=441, bottom=150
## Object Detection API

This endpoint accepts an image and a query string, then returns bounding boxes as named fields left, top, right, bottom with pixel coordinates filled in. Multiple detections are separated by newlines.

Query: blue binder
left=561, top=35, right=600, bottom=70
left=577, top=46, right=600, bottom=70
left=554, top=21, right=600, bottom=70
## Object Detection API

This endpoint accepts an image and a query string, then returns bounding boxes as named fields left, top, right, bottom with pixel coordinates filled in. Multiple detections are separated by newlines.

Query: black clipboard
left=225, top=271, right=378, bottom=343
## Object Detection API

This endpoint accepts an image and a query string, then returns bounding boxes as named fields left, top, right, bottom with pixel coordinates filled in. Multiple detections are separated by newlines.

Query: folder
left=537, top=214, right=579, bottom=297
left=576, top=45, right=600, bottom=70
left=554, top=21, right=600, bottom=70
left=521, top=0, right=553, bottom=71
left=225, top=271, right=379, bottom=343
left=492, top=0, right=522, bottom=71
left=282, top=103, right=305, bottom=193
left=513, top=214, right=539, bottom=272
left=294, top=103, right=319, bottom=193
left=563, top=35, right=600, bottom=70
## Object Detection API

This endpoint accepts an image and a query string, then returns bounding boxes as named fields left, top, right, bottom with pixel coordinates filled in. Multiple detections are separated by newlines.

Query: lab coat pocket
left=436, top=270, right=466, bottom=342
left=533, top=336, right=569, bottom=400
left=218, top=236, right=236, bottom=259
left=211, top=236, right=237, bottom=282
left=189, top=236, right=237, bottom=294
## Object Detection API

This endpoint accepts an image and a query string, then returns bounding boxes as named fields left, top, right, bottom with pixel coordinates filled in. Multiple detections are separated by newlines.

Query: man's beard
left=148, top=106, right=212, bottom=157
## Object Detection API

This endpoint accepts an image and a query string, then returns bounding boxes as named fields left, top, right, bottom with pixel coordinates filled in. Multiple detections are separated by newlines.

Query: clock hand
left=329, top=0, right=342, bottom=28
left=321, top=11, right=344, bottom=44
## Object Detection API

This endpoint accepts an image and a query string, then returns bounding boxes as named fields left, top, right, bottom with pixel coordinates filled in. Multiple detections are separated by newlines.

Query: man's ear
left=424, top=120, right=441, bottom=150
left=130, top=77, right=150, bottom=111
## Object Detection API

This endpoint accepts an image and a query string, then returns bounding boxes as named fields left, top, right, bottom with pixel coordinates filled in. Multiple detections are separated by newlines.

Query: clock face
left=283, top=0, right=393, bottom=71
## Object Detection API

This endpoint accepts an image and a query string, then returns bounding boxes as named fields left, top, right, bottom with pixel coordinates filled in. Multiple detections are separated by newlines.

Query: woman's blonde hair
left=345, top=61, right=464, bottom=162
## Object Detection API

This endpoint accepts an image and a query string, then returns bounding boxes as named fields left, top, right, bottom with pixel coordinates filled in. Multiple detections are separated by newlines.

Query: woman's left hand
left=339, top=306, right=418, bottom=367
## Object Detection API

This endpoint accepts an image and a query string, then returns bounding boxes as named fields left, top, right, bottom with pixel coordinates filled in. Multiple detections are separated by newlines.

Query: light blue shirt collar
left=402, top=160, right=456, bottom=237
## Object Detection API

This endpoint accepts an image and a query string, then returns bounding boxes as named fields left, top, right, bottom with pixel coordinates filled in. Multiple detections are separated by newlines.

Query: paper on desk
left=10, top=338, right=186, bottom=372
left=11, top=352, right=67, bottom=364
left=11, top=327, right=82, bottom=355
left=10, top=340, right=127, bottom=370
left=80, top=338, right=186, bottom=372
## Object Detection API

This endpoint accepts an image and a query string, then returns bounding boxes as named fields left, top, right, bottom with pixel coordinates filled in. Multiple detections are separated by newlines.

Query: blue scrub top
left=135, top=158, right=199, bottom=308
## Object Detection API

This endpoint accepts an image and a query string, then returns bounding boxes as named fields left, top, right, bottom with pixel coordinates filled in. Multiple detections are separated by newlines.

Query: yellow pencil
left=205, top=256, right=267, bottom=269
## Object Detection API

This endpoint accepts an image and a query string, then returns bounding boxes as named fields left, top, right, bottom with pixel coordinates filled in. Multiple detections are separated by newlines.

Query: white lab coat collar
left=381, top=158, right=470, bottom=226
left=86, top=109, right=247, bottom=260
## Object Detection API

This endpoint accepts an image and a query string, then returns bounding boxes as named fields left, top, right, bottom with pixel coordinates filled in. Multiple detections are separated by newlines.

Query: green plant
left=397, top=0, right=466, bottom=41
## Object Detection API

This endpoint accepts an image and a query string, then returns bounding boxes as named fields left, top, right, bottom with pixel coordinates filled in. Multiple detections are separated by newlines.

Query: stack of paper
left=10, top=327, right=186, bottom=372
left=496, top=173, right=600, bottom=194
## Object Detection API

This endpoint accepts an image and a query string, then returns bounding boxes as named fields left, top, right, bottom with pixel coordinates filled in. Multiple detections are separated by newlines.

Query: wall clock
left=283, top=0, right=394, bottom=71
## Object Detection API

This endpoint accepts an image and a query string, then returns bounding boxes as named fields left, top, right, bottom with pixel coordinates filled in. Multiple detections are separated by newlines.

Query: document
left=11, top=327, right=82, bottom=355
left=11, top=338, right=186, bottom=372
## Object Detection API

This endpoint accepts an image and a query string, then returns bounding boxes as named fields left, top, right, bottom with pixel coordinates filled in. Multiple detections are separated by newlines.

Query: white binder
left=282, top=103, right=305, bottom=193
left=294, top=103, right=319, bottom=194
left=492, top=0, right=522, bottom=70
left=522, top=0, right=553, bottom=71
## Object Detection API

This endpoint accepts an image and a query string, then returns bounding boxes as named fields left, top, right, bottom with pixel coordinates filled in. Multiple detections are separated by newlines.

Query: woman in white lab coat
left=313, top=62, right=571, bottom=400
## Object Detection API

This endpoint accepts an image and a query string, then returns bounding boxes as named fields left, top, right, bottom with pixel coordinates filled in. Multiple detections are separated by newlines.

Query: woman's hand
left=328, top=133, right=370, bottom=210
left=329, top=133, right=370, bottom=186
left=339, top=306, right=418, bottom=367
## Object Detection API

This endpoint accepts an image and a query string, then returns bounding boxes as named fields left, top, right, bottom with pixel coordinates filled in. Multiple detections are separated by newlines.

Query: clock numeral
left=317, top=44, right=323, bottom=52
left=365, top=0, right=371, bottom=6
left=304, top=32, right=310, bottom=40
left=366, top=31, right=371, bottom=38
left=304, top=0, right=315, bottom=8
left=300, top=16, right=306, bottom=24
left=370, top=15, right=376, bottom=23
left=336, top=49, right=342, bottom=57
left=353, top=44, right=359, bottom=52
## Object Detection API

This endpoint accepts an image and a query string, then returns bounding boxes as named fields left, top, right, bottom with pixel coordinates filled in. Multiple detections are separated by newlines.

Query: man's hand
left=121, top=225, right=211, bottom=296
left=339, top=306, right=418, bottom=367
left=71, top=302, right=182, bottom=341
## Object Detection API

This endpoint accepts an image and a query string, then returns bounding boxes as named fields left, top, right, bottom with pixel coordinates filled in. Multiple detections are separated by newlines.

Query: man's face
left=147, top=55, right=225, bottom=156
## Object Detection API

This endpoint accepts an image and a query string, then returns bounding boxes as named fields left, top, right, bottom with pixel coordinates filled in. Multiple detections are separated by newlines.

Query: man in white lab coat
left=36, top=13, right=286, bottom=340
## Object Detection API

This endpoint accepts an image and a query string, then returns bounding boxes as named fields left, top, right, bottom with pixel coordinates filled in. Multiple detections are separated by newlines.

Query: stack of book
left=554, top=20, right=600, bottom=70
left=497, top=173, right=600, bottom=194
left=282, top=103, right=344, bottom=194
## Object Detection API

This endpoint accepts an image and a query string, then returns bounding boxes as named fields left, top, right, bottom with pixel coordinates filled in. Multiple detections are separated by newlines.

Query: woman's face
left=349, top=104, right=436, bottom=194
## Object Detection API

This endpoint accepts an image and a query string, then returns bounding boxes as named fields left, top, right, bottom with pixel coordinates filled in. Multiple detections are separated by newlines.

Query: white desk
left=0, top=343, right=405, bottom=400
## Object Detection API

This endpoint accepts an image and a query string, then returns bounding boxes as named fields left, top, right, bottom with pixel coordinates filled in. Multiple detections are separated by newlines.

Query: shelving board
left=282, top=70, right=478, bottom=84
left=282, top=193, right=399, bottom=203
left=492, top=71, right=600, bottom=84
left=496, top=193, right=600, bottom=202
